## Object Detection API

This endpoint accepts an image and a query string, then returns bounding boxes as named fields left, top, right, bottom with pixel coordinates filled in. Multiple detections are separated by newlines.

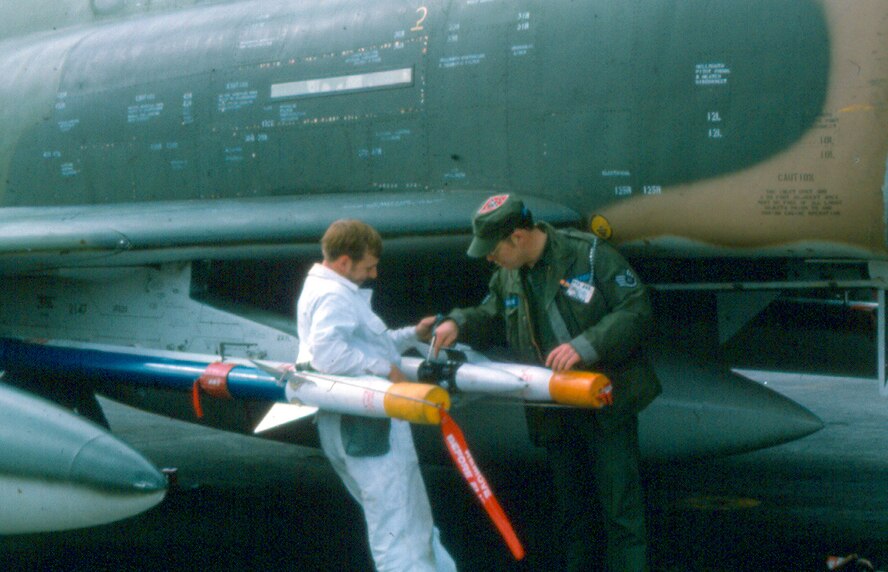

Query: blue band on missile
left=0, top=337, right=285, bottom=402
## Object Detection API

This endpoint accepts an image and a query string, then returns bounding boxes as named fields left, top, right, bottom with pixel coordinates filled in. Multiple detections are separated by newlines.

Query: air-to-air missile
left=0, top=338, right=614, bottom=425
left=0, top=380, right=166, bottom=534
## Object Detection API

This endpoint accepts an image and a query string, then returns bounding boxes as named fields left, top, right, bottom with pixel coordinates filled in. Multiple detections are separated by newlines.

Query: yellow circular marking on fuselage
left=590, top=215, right=613, bottom=240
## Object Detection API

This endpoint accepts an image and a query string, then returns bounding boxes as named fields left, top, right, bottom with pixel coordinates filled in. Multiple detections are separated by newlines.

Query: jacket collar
left=539, top=222, right=574, bottom=305
left=308, top=262, right=359, bottom=293
left=539, top=222, right=575, bottom=272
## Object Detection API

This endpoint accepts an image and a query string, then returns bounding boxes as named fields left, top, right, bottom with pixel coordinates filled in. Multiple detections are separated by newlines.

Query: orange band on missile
left=383, top=383, right=451, bottom=424
left=549, top=371, right=613, bottom=408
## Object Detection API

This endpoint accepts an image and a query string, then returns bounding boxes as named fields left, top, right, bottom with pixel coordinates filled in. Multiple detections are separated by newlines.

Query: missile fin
left=254, top=402, right=318, bottom=434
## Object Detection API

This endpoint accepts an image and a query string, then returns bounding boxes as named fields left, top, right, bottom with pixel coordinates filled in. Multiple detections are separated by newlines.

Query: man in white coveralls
left=293, top=218, right=456, bottom=571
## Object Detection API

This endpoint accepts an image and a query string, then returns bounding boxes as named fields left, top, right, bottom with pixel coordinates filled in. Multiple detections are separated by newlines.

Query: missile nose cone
left=70, top=434, right=168, bottom=494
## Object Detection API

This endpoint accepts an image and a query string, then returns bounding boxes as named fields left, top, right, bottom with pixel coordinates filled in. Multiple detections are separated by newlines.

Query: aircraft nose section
left=70, top=433, right=168, bottom=494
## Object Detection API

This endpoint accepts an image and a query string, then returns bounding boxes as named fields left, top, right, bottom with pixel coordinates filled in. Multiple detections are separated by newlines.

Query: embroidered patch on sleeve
left=615, top=270, right=638, bottom=288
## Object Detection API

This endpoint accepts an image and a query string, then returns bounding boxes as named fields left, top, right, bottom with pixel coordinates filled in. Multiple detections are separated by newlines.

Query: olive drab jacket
left=447, top=222, right=661, bottom=439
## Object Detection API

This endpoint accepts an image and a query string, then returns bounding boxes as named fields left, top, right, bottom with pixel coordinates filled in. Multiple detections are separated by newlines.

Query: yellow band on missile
left=549, top=371, right=613, bottom=408
left=383, top=383, right=451, bottom=425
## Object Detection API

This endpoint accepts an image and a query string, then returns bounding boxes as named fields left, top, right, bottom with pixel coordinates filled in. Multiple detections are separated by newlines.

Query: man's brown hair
left=321, top=219, right=383, bottom=262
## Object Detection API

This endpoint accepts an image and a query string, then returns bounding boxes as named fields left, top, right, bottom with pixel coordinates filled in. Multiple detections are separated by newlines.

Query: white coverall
left=294, top=263, right=456, bottom=572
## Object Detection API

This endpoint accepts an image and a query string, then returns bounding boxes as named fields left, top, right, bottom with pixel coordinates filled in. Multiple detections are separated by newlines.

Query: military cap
left=467, top=194, right=530, bottom=258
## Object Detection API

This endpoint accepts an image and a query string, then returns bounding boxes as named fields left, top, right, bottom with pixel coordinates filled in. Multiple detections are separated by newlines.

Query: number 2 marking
left=412, top=6, right=428, bottom=31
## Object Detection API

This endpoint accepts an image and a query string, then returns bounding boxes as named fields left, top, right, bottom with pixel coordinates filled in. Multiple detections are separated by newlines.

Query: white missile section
left=484, top=362, right=613, bottom=408
left=0, top=382, right=166, bottom=534
left=279, top=369, right=451, bottom=425
left=401, top=351, right=613, bottom=409
left=400, top=356, right=525, bottom=394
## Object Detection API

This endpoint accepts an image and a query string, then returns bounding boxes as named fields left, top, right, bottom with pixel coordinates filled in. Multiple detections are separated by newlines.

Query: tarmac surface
left=2, top=366, right=888, bottom=571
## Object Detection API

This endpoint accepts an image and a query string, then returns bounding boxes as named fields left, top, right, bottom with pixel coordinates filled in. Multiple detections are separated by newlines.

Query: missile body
left=400, top=356, right=613, bottom=408
left=1, top=339, right=602, bottom=423
left=0, top=381, right=166, bottom=534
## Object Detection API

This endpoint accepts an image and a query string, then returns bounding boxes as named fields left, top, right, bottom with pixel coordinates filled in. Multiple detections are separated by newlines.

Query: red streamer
left=439, top=408, right=525, bottom=560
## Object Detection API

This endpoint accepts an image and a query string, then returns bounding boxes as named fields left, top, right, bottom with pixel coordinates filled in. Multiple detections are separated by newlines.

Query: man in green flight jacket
left=428, top=194, right=661, bottom=571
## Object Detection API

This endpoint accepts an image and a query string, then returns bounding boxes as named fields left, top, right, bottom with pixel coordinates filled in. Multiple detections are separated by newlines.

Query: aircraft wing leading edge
left=0, top=191, right=579, bottom=273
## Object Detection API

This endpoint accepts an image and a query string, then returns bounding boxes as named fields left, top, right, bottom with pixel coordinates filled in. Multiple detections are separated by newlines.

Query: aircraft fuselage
left=0, top=0, right=884, bottom=259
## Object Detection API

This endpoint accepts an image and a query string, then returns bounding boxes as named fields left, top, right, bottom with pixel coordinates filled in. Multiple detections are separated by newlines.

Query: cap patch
left=478, top=194, right=510, bottom=215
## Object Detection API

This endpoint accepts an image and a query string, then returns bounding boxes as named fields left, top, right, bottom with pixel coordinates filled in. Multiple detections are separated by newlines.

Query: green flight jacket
left=448, top=223, right=661, bottom=440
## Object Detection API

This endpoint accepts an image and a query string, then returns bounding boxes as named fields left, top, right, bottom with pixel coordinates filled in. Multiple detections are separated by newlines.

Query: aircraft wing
left=0, top=191, right=580, bottom=273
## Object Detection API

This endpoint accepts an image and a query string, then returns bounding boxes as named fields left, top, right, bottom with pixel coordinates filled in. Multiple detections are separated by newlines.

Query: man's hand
left=388, top=364, right=408, bottom=383
left=415, top=315, right=438, bottom=342
left=432, top=319, right=459, bottom=357
left=546, top=342, right=582, bottom=371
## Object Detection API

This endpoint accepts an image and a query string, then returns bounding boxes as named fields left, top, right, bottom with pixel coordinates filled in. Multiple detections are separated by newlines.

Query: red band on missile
left=198, top=362, right=236, bottom=399
left=439, top=408, right=525, bottom=560
left=192, top=362, right=237, bottom=419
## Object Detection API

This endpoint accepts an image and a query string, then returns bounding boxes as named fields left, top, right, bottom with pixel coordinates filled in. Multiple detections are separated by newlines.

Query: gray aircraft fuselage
left=1, top=0, right=883, bottom=261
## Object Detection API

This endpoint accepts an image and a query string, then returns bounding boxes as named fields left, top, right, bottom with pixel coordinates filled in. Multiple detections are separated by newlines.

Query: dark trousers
left=546, top=414, right=647, bottom=572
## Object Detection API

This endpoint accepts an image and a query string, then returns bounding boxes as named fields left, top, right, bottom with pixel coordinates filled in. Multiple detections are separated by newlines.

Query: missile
left=0, top=338, right=606, bottom=427
left=400, top=355, right=613, bottom=408
left=0, top=380, right=166, bottom=534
